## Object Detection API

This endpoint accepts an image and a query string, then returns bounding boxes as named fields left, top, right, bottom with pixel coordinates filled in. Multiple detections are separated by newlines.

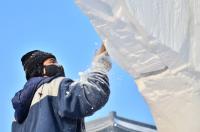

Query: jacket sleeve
left=57, top=52, right=112, bottom=119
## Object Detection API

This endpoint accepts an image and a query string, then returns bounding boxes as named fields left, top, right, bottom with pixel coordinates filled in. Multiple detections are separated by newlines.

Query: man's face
left=43, top=58, right=58, bottom=76
left=42, top=58, right=65, bottom=77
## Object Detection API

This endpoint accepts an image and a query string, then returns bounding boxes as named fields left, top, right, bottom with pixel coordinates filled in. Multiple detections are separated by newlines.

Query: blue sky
left=0, top=0, right=154, bottom=131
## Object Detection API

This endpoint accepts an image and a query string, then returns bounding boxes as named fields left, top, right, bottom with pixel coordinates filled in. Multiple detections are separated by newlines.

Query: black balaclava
left=43, top=65, right=65, bottom=77
left=21, top=50, right=56, bottom=80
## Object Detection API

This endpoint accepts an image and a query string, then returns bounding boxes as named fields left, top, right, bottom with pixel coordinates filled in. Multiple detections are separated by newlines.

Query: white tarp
left=76, top=0, right=200, bottom=132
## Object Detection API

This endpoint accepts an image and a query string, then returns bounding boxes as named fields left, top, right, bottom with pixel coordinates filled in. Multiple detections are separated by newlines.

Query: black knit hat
left=21, top=50, right=56, bottom=80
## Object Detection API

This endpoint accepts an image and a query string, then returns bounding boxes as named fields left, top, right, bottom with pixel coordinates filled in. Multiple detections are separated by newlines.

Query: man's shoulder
left=48, top=77, right=74, bottom=93
left=51, top=77, right=73, bottom=86
left=31, top=77, right=67, bottom=106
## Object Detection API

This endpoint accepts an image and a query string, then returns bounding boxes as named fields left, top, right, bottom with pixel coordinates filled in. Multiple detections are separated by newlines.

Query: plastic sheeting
left=76, top=0, right=200, bottom=132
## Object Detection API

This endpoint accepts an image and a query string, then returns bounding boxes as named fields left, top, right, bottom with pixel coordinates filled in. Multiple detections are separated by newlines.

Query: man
left=11, top=44, right=111, bottom=132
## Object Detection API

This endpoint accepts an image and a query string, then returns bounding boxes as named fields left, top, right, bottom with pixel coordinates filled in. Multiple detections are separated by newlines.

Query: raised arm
left=56, top=43, right=112, bottom=118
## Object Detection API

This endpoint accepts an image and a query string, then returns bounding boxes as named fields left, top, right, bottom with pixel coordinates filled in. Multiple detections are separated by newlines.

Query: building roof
left=86, top=111, right=157, bottom=132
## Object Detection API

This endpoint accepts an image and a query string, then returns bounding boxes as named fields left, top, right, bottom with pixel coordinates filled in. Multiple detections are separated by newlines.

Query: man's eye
left=50, top=59, right=57, bottom=63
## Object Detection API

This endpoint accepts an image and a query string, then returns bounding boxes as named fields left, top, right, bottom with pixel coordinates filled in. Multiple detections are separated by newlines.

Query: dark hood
left=12, top=76, right=58, bottom=123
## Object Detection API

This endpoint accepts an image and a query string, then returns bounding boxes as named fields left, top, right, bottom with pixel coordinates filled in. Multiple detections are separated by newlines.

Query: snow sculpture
left=76, top=0, right=200, bottom=132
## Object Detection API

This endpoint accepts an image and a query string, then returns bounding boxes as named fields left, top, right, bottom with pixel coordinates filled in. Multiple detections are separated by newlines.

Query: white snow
left=76, top=0, right=200, bottom=132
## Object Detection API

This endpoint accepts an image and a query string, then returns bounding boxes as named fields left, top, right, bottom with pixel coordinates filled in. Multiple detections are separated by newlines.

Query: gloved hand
left=95, top=42, right=107, bottom=56
left=91, top=42, right=112, bottom=74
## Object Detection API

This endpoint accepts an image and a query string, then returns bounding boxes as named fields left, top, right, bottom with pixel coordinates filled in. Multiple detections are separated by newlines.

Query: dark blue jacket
left=12, top=72, right=110, bottom=132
